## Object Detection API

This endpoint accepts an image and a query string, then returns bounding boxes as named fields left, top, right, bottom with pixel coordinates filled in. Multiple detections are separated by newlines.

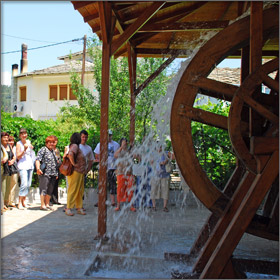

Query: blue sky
left=1, top=1, right=241, bottom=86
left=1, top=1, right=93, bottom=85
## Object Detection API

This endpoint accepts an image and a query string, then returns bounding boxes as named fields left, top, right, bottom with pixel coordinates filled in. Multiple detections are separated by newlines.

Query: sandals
left=65, top=209, right=74, bottom=216
left=152, top=207, right=156, bottom=211
left=163, top=207, right=169, bottom=212
left=76, top=209, right=86, bottom=215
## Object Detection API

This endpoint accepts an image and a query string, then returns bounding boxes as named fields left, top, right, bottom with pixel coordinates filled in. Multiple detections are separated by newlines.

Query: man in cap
left=94, top=129, right=120, bottom=206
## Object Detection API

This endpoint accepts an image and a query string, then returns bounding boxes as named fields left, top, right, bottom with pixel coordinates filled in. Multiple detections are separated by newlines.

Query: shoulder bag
left=59, top=146, right=78, bottom=176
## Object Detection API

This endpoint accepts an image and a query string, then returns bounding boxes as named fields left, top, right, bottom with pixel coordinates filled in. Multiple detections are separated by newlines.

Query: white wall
left=15, top=72, right=97, bottom=120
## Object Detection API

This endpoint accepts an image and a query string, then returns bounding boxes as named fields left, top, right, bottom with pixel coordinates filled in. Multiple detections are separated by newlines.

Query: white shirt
left=17, top=140, right=34, bottom=170
left=79, top=143, right=94, bottom=170
left=94, top=140, right=120, bottom=170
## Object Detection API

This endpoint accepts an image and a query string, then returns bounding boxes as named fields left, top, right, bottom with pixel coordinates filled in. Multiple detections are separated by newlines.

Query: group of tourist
left=1, top=128, right=174, bottom=216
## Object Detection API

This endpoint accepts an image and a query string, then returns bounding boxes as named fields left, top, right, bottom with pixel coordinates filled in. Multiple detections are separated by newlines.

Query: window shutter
left=69, top=85, right=77, bottom=100
left=20, top=86, right=27, bottom=101
left=49, top=85, right=58, bottom=100
left=59, top=85, right=68, bottom=100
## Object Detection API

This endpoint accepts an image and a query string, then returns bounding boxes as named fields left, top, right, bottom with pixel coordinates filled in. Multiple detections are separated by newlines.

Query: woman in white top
left=16, top=128, right=35, bottom=210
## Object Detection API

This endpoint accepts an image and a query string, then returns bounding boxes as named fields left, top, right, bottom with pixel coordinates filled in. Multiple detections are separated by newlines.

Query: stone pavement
left=1, top=188, right=279, bottom=279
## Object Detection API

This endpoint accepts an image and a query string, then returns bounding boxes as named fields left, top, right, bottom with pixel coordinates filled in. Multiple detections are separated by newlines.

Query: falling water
left=85, top=31, right=220, bottom=279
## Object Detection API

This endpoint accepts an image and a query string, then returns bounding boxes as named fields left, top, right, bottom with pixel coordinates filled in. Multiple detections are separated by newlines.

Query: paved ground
left=1, top=188, right=279, bottom=279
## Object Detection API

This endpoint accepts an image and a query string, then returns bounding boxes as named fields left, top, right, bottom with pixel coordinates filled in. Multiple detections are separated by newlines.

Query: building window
left=50, top=85, right=58, bottom=100
left=19, top=86, right=27, bottom=101
left=49, top=84, right=76, bottom=101
left=69, top=85, right=77, bottom=100
left=59, top=85, right=68, bottom=100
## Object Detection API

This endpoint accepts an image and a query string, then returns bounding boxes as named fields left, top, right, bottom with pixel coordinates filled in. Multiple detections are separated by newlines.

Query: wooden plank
left=242, top=94, right=279, bottom=125
left=127, top=43, right=137, bottom=146
left=139, top=20, right=229, bottom=32
left=250, top=1, right=263, bottom=73
left=84, top=12, right=99, bottom=23
left=232, top=258, right=279, bottom=275
left=178, top=105, right=228, bottom=130
left=134, top=55, right=176, bottom=96
left=249, top=1, right=263, bottom=137
left=200, top=151, right=279, bottom=278
left=96, top=2, right=113, bottom=239
left=241, top=46, right=250, bottom=83
left=98, top=2, right=112, bottom=45
left=250, top=136, right=279, bottom=155
left=189, top=77, right=238, bottom=101
left=73, top=1, right=95, bottom=10
left=135, top=48, right=191, bottom=56
left=220, top=257, right=245, bottom=279
left=260, top=71, right=279, bottom=93
left=147, top=1, right=207, bottom=25
left=193, top=171, right=256, bottom=273
left=111, top=2, right=165, bottom=55
left=97, top=41, right=111, bottom=238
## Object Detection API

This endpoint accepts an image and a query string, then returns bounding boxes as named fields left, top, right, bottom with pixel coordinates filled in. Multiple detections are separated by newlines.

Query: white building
left=11, top=46, right=97, bottom=120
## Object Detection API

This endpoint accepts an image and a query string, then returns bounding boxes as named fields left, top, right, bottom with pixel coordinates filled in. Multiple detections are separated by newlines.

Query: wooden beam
left=146, top=1, right=207, bottom=25
left=134, top=55, right=176, bottom=97
left=250, top=136, right=279, bottom=155
left=127, top=43, right=137, bottom=146
left=241, top=46, right=250, bottom=83
left=84, top=12, right=99, bottom=23
left=98, top=1, right=112, bottom=45
left=200, top=151, right=279, bottom=278
left=232, top=258, right=279, bottom=275
left=137, top=20, right=229, bottom=32
left=188, top=77, right=238, bottom=101
left=193, top=171, right=256, bottom=273
left=96, top=1, right=113, bottom=239
left=178, top=105, right=228, bottom=131
left=250, top=1, right=263, bottom=73
left=111, top=2, right=166, bottom=55
left=72, top=1, right=95, bottom=10
left=135, top=48, right=191, bottom=56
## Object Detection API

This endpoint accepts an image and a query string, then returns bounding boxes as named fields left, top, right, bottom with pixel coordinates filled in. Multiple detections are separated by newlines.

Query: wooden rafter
left=84, top=12, right=99, bottom=23
left=73, top=1, right=95, bottom=10
left=120, top=2, right=179, bottom=23
left=134, top=55, right=176, bottom=97
left=138, top=20, right=229, bottom=32
left=111, top=1, right=166, bottom=55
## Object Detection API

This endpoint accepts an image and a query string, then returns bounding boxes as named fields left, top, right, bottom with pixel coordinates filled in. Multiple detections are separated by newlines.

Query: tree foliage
left=192, top=100, right=236, bottom=189
left=58, top=36, right=170, bottom=143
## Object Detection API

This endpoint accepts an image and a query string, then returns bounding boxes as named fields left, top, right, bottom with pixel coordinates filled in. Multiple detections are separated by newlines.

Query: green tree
left=192, top=100, right=236, bottom=189
left=59, top=36, right=170, bottom=143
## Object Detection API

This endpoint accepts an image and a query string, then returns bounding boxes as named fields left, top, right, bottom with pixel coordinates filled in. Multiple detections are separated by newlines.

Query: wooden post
left=249, top=1, right=263, bottom=137
left=127, top=44, right=137, bottom=146
left=81, top=35, right=87, bottom=86
left=97, top=1, right=113, bottom=239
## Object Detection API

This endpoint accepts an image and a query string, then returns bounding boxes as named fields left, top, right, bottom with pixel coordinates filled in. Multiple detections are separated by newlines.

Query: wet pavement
left=1, top=188, right=279, bottom=279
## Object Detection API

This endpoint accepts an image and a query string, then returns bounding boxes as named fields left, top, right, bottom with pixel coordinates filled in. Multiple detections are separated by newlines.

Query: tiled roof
left=16, top=61, right=94, bottom=77
left=209, top=67, right=240, bottom=85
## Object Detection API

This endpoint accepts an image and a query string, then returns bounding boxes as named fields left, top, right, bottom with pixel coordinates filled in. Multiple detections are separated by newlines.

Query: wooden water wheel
left=170, top=5, right=278, bottom=278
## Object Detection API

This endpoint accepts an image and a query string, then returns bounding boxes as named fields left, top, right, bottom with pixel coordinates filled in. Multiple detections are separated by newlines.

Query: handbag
left=59, top=156, right=74, bottom=176
left=40, top=149, right=47, bottom=174
left=10, top=161, right=19, bottom=174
